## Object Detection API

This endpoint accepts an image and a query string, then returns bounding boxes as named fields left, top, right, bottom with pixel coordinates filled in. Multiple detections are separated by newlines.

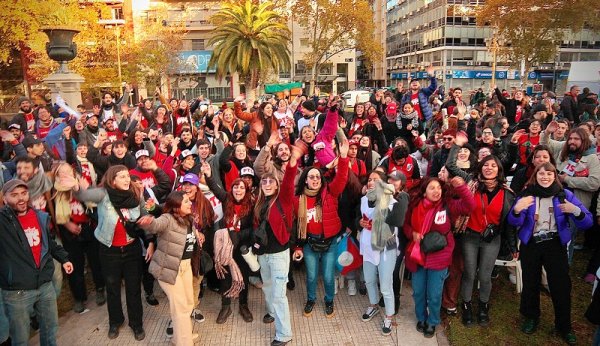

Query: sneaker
left=361, top=306, right=380, bottom=322
left=96, top=288, right=106, bottom=306
left=416, top=321, right=426, bottom=333
left=558, top=330, right=577, bottom=345
left=166, top=320, right=173, bottom=338
left=347, top=279, right=357, bottom=296
left=382, top=318, right=393, bottom=336
left=263, top=313, right=275, bottom=324
left=573, top=243, right=584, bottom=250
left=334, top=277, right=339, bottom=295
left=325, top=302, right=334, bottom=318
left=191, top=309, right=205, bottom=322
left=303, top=300, right=315, bottom=317
left=509, top=273, right=517, bottom=285
left=445, top=307, right=458, bottom=316
left=338, top=276, right=345, bottom=289
left=358, top=282, right=367, bottom=296
left=145, top=294, right=159, bottom=306
left=133, top=327, right=145, bottom=341
left=584, top=273, right=596, bottom=284
left=73, top=300, right=85, bottom=313
left=521, top=318, right=539, bottom=334
left=424, top=324, right=435, bottom=338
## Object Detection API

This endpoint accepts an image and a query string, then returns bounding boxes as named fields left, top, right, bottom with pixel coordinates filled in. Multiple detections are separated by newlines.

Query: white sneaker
left=338, top=276, right=345, bottom=289
left=347, top=279, right=357, bottom=296
left=509, top=273, right=516, bottom=285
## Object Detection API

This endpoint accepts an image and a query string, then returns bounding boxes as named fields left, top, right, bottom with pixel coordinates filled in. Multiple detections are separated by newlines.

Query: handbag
left=480, top=194, right=500, bottom=243
left=199, top=247, right=214, bottom=275
left=421, top=231, right=447, bottom=253
left=114, top=205, right=144, bottom=239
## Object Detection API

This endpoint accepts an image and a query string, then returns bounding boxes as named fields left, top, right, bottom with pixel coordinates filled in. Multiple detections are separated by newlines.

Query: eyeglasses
left=307, top=175, right=321, bottom=180
left=442, top=137, right=454, bottom=141
left=261, top=178, right=276, bottom=186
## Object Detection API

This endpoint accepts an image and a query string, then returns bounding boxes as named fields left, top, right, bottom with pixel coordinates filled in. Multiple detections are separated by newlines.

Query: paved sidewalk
left=32, top=270, right=450, bottom=346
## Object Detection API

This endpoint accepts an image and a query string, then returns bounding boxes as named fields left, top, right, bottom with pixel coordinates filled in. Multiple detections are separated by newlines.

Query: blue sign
left=390, top=72, right=429, bottom=80
left=527, top=71, right=569, bottom=80
left=449, top=70, right=519, bottom=79
left=178, top=51, right=214, bottom=73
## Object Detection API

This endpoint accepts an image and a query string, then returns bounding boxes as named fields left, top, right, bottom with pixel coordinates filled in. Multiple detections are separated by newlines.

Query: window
left=300, top=38, right=310, bottom=47
left=336, top=63, right=348, bottom=77
left=192, top=39, right=205, bottom=50
left=112, top=8, right=123, bottom=20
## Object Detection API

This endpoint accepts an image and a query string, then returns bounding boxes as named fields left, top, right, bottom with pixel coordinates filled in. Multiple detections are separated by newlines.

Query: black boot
left=461, top=301, right=474, bottom=327
left=478, top=300, right=490, bottom=327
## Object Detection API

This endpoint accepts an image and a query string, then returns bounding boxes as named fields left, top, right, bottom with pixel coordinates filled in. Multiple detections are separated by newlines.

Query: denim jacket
left=74, top=188, right=146, bottom=247
left=507, top=189, right=593, bottom=245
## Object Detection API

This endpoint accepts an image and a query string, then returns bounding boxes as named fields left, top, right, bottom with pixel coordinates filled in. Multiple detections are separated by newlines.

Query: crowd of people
left=0, top=73, right=599, bottom=346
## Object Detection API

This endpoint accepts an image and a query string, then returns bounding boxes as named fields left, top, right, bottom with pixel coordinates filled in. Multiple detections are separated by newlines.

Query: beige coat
left=141, top=214, right=191, bottom=285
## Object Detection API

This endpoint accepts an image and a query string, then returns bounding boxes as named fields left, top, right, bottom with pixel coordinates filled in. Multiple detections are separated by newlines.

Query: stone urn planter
left=41, top=26, right=80, bottom=72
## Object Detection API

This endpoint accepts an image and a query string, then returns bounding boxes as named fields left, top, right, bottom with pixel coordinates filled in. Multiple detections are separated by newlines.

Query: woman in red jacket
left=292, top=140, right=349, bottom=319
left=404, top=177, right=475, bottom=338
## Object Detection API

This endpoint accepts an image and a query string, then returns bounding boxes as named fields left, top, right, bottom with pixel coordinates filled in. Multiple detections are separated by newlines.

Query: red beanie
left=442, top=128, right=457, bottom=137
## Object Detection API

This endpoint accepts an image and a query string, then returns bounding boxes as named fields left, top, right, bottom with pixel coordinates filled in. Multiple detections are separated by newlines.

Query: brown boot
left=239, top=304, right=253, bottom=322
left=216, top=305, right=232, bottom=324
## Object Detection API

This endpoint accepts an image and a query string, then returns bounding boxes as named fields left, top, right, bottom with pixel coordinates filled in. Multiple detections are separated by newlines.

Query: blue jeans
left=3, top=281, right=59, bottom=346
left=412, top=266, right=448, bottom=327
left=303, top=243, right=337, bottom=303
left=0, top=289, right=8, bottom=343
left=259, top=249, right=292, bottom=342
left=593, top=326, right=600, bottom=346
left=363, top=250, right=397, bottom=316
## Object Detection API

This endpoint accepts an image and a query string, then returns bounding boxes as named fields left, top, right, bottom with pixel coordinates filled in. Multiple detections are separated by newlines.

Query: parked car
left=341, top=90, right=371, bottom=109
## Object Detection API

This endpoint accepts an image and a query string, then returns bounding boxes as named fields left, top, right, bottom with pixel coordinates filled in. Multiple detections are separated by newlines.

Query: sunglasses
left=307, top=175, right=321, bottom=180
left=261, top=178, right=276, bottom=186
left=442, top=137, right=454, bottom=141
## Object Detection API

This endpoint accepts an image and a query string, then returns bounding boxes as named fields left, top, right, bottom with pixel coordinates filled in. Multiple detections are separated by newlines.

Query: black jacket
left=0, top=207, right=69, bottom=290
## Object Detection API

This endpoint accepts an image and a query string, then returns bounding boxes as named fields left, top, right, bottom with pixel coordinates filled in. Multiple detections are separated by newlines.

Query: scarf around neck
left=366, top=180, right=395, bottom=251
left=53, top=175, right=77, bottom=225
left=106, top=185, right=139, bottom=209
left=522, top=181, right=562, bottom=199
left=27, top=170, right=53, bottom=200
left=297, top=187, right=322, bottom=240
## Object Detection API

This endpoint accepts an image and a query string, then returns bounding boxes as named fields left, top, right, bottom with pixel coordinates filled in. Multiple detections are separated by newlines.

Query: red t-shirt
left=112, top=208, right=131, bottom=246
left=25, top=113, right=35, bottom=133
left=37, top=126, right=51, bottom=139
left=129, top=169, right=157, bottom=190
left=410, top=93, right=423, bottom=120
left=515, top=105, right=523, bottom=123
left=227, top=205, right=242, bottom=232
left=69, top=197, right=89, bottom=224
left=518, top=134, right=540, bottom=166
left=106, top=130, right=123, bottom=143
left=306, top=196, right=324, bottom=236
left=17, top=209, right=43, bottom=268
left=174, top=115, right=190, bottom=137
left=80, top=162, right=94, bottom=185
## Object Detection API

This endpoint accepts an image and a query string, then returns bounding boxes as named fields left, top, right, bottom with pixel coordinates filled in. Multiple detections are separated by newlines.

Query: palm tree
left=208, top=0, right=290, bottom=103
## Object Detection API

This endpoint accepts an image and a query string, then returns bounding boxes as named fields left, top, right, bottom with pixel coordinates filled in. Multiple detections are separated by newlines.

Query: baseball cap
left=180, top=173, right=199, bottom=185
left=86, top=113, right=98, bottom=120
left=386, top=103, right=397, bottom=115
left=135, top=149, right=150, bottom=160
left=179, top=149, right=197, bottom=161
left=21, top=135, right=42, bottom=148
left=103, top=117, right=114, bottom=124
left=8, top=123, right=21, bottom=131
left=240, top=167, right=255, bottom=177
left=2, top=179, right=28, bottom=195
left=388, top=171, right=407, bottom=184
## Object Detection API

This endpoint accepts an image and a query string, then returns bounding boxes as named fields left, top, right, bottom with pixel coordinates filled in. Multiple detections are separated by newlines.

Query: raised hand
left=450, top=176, right=465, bottom=187
left=0, top=130, right=15, bottom=142
left=425, top=65, right=435, bottom=76
left=511, top=129, right=526, bottom=143
left=545, top=120, right=558, bottom=134
left=514, top=196, right=534, bottom=214
left=201, top=161, right=212, bottom=177
left=455, top=131, right=469, bottom=147
left=338, top=139, right=349, bottom=158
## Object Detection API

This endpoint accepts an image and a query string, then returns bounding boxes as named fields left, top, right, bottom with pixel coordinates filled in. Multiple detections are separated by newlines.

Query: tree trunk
left=309, top=63, right=318, bottom=96
left=246, top=70, right=259, bottom=105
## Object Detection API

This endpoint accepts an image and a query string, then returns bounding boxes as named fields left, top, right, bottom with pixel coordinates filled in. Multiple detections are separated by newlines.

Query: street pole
left=116, top=26, right=122, bottom=88
left=491, top=35, right=497, bottom=89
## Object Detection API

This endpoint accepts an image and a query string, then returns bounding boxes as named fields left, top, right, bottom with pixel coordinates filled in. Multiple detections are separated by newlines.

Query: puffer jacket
left=294, top=157, right=349, bottom=240
left=140, top=214, right=191, bottom=285
left=400, top=76, right=437, bottom=121
left=507, top=189, right=593, bottom=245
left=74, top=188, right=146, bottom=247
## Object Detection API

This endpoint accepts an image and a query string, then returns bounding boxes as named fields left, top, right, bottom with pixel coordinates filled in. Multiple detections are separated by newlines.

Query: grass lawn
left=442, top=249, right=597, bottom=346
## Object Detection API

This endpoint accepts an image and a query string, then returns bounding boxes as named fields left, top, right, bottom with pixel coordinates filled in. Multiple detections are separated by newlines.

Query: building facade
left=386, top=0, right=600, bottom=93
left=357, top=0, right=388, bottom=88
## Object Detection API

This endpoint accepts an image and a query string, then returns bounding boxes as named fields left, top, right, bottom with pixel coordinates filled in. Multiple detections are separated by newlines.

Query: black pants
left=220, top=253, right=251, bottom=306
left=142, top=258, right=155, bottom=296
left=99, top=241, right=144, bottom=329
left=60, top=225, right=104, bottom=302
left=520, top=237, right=571, bottom=333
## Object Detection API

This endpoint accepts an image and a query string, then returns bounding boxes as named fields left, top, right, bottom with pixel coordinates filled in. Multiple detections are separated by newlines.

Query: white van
left=341, top=90, right=371, bottom=109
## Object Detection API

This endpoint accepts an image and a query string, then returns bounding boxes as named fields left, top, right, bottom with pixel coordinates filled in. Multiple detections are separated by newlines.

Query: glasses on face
left=442, top=137, right=454, bottom=141
left=482, top=131, right=493, bottom=135
left=261, top=178, right=276, bottom=186
left=307, top=175, right=321, bottom=181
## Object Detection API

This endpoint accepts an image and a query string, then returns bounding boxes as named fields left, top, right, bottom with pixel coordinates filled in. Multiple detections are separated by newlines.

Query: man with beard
left=103, top=117, right=125, bottom=142
left=22, top=135, right=54, bottom=173
left=98, top=86, right=130, bottom=122
left=0, top=180, right=73, bottom=346
left=543, top=124, right=600, bottom=211
left=441, top=87, right=464, bottom=118
left=128, top=150, right=171, bottom=203
left=428, top=128, right=456, bottom=177
left=11, top=97, right=36, bottom=134
left=254, top=129, right=302, bottom=182
left=400, top=66, right=437, bottom=125
left=79, top=113, right=101, bottom=148
left=87, top=139, right=136, bottom=178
